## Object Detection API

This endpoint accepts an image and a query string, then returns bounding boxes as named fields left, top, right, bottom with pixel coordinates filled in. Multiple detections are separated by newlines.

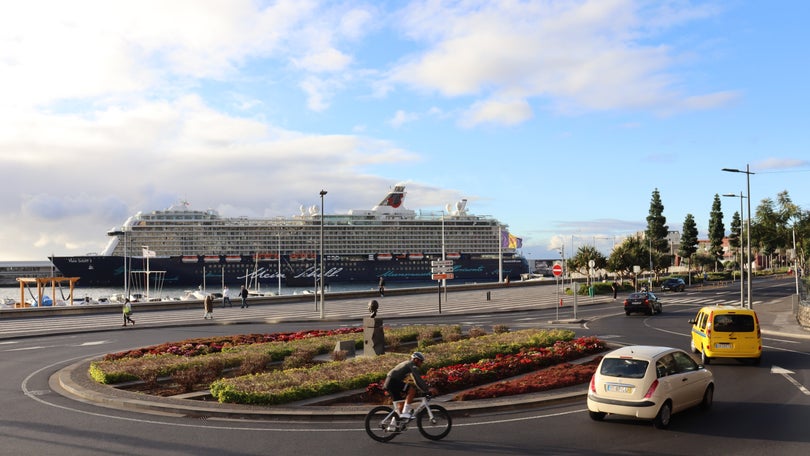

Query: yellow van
left=688, top=306, right=761, bottom=365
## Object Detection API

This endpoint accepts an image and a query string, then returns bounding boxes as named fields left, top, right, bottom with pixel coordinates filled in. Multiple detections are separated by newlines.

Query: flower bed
left=209, top=329, right=588, bottom=405
left=89, top=325, right=450, bottom=385
left=362, top=336, right=606, bottom=402
left=89, top=325, right=607, bottom=407
left=452, top=356, right=602, bottom=400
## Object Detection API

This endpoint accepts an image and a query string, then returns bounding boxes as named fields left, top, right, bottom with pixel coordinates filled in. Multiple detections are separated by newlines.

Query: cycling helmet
left=411, top=352, right=425, bottom=362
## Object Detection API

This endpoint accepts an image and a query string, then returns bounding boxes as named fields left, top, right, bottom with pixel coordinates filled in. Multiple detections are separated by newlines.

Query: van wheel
left=653, top=401, right=672, bottom=429
left=701, top=349, right=711, bottom=365
left=589, top=411, right=606, bottom=421
left=700, top=385, right=714, bottom=411
left=690, top=339, right=698, bottom=354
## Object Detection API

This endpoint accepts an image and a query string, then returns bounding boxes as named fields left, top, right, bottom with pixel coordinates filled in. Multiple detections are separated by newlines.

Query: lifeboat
left=182, top=255, right=199, bottom=263
left=408, top=253, right=424, bottom=260
left=377, top=253, right=393, bottom=260
left=225, top=255, right=242, bottom=263
left=203, top=255, right=220, bottom=263
left=446, top=252, right=461, bottom=260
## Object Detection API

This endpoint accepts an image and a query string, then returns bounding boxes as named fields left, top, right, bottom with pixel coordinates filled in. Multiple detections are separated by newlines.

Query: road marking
left=771, top=365, right=810, bottom=396
left=77, top=341, right=109, bottom=346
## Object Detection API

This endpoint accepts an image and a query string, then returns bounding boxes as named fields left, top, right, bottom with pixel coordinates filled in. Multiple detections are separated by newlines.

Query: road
left=1, top=279, right=808, bottom=455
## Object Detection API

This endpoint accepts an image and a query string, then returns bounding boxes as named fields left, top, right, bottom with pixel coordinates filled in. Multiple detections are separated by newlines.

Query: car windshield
left=600, top=358, right=649, bottom=378
left=712, top=314, right=755, bottom=332
left=628, top=293, right=647, bottom=300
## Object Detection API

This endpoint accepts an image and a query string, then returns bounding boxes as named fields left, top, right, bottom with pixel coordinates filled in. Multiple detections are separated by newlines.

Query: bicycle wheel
left=364, top=406, right=399, bottom=442
left=416, top=405, right=452, bottom=441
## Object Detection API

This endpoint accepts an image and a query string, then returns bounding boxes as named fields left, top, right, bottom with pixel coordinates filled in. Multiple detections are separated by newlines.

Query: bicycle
left=364, top=394, right=452, bottom=442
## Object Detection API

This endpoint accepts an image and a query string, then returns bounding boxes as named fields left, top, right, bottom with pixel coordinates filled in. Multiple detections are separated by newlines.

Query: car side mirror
left=688, top=319, right=696, bottom=325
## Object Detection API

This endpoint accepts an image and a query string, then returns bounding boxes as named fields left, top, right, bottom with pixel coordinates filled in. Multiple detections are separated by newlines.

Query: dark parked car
left=661, top=278, right=686, bottom=292
left=623, top=291, right=662, bottom=315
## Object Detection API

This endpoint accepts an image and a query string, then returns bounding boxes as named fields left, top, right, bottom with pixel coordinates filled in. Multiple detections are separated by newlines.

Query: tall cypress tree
left=680, top=213, right=699, bottom=274
left=708, top=194, right=726, bottom=270
left=646, top=188, right=669, bottom=253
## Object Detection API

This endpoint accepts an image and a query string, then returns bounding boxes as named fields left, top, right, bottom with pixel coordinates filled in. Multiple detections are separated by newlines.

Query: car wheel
left=653, top=401, right=672, bottom=429
left=589, top=411, right=606, bottom=421
left=700, top=385, right=714, bottom=411
left=701, top=348, right=711, bottom=365
left=625, top=311, right=631, bottom=316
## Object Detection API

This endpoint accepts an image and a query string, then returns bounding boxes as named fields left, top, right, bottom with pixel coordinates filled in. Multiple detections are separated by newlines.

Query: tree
left=753, top=197, right=779, bottom=268
left=679, top=214, right=699, bottom=278
left=567, top=245, right=607, bottom=286
left=728, top=210, right=742, bottom=268
left=707, top=194, right=725, bottom=271
left=607, top=236, right=649, bottom=287
left=646, top=188, right=669, bottom=253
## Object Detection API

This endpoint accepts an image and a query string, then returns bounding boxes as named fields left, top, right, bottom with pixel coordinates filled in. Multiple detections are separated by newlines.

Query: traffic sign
left=432, top=273, right=454, bottom=280
left=552, top=264, right=563, bottom=277
left=431, top=266, right=454, bottom=274
left=431, top=260, right=454, bottom=267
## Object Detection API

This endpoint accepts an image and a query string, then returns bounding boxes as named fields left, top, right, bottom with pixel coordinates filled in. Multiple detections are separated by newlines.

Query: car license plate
left=715, top=343, right=732, bottom=349
left=606, top=384, right=633, bottom=394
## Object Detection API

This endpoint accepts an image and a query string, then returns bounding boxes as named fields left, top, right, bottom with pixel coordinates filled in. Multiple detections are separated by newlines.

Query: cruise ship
left=49, top=184, right=528, bottom=288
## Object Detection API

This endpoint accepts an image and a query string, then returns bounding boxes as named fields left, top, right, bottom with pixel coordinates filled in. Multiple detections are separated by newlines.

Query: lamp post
left=722, top=165, right=755, bottom=309
left=107, top=228, right=128, bottom=298
left=319, top=189, right=327, bottom=319
left=723, top=192, right=746, bottom=307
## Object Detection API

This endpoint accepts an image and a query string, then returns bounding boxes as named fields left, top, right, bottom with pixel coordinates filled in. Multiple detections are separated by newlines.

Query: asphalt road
left=1, top=279, right=809, bottom=455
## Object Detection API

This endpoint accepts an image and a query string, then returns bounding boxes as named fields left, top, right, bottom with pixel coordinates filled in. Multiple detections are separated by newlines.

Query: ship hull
left=50, top=254, right=529, bottom=288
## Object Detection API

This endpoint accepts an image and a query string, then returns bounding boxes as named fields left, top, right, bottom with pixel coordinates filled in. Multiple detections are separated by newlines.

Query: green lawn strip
left=210, top=328, right=575, bottom=405
left=88, top=325, right=451, bottom=385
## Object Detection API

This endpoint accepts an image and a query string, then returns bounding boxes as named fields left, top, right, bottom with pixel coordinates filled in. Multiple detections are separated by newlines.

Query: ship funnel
left=456, top=199, right=468, bottom=215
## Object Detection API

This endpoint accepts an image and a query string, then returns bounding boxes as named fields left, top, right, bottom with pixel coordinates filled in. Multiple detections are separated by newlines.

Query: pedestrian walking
left=122, top=299, right=135, bottom=326
left=203, top=294, right=214, bottom=319
left=222, top=285, right=232, bottom=307
left=612, top=281, right=618, bottom=299
left=378, top=277, right=385, bottom=297
left=240, top=285, right=249, bottom=308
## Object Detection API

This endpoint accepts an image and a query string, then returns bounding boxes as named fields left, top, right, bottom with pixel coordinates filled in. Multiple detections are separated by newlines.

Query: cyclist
left=383, top=352, right=438, bottom=419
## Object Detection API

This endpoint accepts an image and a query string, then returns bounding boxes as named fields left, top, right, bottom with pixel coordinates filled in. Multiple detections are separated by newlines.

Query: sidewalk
left=48, top=279, right=810, bottom=420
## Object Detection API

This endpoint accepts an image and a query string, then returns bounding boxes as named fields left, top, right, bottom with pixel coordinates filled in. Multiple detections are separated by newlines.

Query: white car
left=587, top=345, right=714, bottom=429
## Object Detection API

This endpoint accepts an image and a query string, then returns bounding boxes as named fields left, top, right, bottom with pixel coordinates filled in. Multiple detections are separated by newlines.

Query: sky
left=1, top=0, right=809, bottom=262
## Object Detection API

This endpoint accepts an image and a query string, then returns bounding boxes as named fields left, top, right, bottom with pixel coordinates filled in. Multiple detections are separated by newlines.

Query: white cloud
left=755, top=158, right=810, bottom=170
left=459, top=98, right=532, bottom=127
left=389, top=110, right=419, bottom=128
left=387, top=0, right=728, bottom=123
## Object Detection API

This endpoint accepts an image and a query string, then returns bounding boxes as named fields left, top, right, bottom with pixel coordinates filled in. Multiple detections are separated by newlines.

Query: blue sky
left=0, top=0, right=808, bottom=262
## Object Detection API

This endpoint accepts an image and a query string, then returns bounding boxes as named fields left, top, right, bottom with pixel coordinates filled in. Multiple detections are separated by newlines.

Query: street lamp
left=722, top=165, right=755, bottom=309
left=723, top=192, right=746, bottom=307
left=107, top=228, right=128, bottom=297
left=319, top=189, right=327, bottom=319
